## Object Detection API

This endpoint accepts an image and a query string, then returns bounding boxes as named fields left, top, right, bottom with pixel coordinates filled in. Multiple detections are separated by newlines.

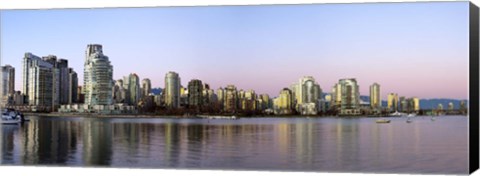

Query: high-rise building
left=412, top=97, right=420, bottom=111
left=68, top=68, right=78, bottom=104
left=42, top=55, right=61, bottom=106
left=27, top=59, right=54, bottom=106
left=217, top=87, right=225, bottom=109
left=242, top=89, right=257, bottom=111
left=56, top=59, right=70, bottom=104
left=331, top=83, right=342, bottom=109
left=387, top=93, right=399, bottom=112
left=164, top=71, right=180, bottom=108
left=273, top=88, right=293, bottom=115
left=399, top=96, right=407, bottom=112
left=180, top=86, right=188, bottom=107
left=1, top=65, right=15, bottom=105
left=128, top=73, right=141, bottom=105
left=23, top=53, right=42, bottom=99
left=202, top=83, right=216, bottom=105
left=369, top=83, right=381, bottom=109
left=224, top=85, right=238, bottom=113
left=77, top=86, right=84, bottom=104
left=112, top=79, right=126, bottom=104
left=338, top=78, right=360, bottom=115
left=259, top=94, right=271, bottom=110
left=292, top=76, right=322, bottom=115
left=187, top=79, right=203, bottom=107
left=141, top=78, right=151, bottom=99
left=84, top=44, right=113, bottom=105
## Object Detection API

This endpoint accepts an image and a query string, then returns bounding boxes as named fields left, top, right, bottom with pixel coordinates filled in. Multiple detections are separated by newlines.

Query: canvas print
left=0, top=1, right=474, bottom=175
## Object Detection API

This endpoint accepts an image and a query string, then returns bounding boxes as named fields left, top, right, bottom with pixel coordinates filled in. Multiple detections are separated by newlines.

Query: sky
left=0, top=2, right=469, bottom=100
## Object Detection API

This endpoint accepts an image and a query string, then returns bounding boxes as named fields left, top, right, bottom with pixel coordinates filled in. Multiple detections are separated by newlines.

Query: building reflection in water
left=0, top=116, right=469, bottom=174
left=83, top=119, right=112, bottom=166
left=1, top=125, right=19, bottom=164
left=18, top=119, right=77, bottom=165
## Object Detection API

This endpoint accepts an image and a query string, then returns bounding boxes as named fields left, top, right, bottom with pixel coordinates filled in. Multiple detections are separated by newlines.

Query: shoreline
left=23, top=112, right=467, bottom=119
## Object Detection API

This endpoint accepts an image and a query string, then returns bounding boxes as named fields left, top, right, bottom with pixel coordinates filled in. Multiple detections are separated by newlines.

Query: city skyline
left=1, top=2, right=469, bottom=100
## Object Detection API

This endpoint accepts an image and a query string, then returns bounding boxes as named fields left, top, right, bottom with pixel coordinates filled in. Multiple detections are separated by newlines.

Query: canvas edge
left=469, top=1, right=480, bottom=174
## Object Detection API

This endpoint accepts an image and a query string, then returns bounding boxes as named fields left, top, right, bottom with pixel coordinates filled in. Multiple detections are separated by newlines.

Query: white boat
left=407, top=113, right=416, bottom=117
left=1, top=118, right=21, bottom=124
left=389, top=111, right=407, bottom=117
left=198, top=115, right=237, bottom=120
left=1, top=109, right=22, bottom=124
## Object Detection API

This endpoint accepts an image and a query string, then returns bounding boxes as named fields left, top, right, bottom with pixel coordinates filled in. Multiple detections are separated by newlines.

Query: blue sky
left=0, top=2, right=469, bottom=99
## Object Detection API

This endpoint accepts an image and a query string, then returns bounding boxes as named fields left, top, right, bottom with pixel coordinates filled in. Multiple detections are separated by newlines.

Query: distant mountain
left=419, top=99, right=467, bottom=110
left=151, top=88, right=163, bottom=95
left=322, top=93, right=467, bottom=110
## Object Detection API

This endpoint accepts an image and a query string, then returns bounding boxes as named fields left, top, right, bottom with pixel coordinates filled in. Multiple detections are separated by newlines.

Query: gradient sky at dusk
left=0, top=2, right=469, bottom=100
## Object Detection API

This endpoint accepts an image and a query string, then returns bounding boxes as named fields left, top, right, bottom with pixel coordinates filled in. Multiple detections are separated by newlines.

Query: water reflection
left=83, top=119, right=112, bottom=166
left=1, top=125, right=19, bottom=164
left=0, top=116, right=469, bottom=174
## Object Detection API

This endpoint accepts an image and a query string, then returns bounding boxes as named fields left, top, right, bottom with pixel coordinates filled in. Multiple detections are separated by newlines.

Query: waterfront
left=0, top=116, right=468, bottom=174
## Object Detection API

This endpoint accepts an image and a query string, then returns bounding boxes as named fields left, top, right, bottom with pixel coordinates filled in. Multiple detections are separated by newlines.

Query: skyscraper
left=128, top=73, right=141, bottom=106
left=413, top=97, right=420, bottom=111
left=68, top=68, right=78, bottom=104
left=187, top=79, right=203, bottom=107
left=1, top=65, right=15, bottom=105
left=387, top=93, right=399, bottom=112
left=331, top=83, right=342, bottom=109
left=369, top=83, right=381, bottom=109
left=27, top=58, right=54, bottom=106
left=242, top=89, right=257, bottom=111
left=58, top=59, right=70, bottom=104
left=259, top=94, right=271, bottom=110
left=42, top=55, right=61, bottom=106
left=22, top=53, right=44, bottom=104
left=273, top=88, right=293, bottom=115
left=84, top=44, right=113, bottom=105
left=224, top=85, right=238, bottom=113
left=338, top=78, right=360, bottom=115
left=141, top=78, right=151, bottom=99
left=292, top=76, right=322, bottom=115
left=217, top=87, right=225, bottom=109
left=112, top=79, right=125, bottom=104
left=164, top=71, right=180, bottom=108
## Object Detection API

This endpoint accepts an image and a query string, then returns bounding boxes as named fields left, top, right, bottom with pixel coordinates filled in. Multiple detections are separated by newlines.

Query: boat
left=389, top=111, right=407, bottom=117
left=407, top=113, right=416, bottom=117
left=198, top=115, right=237, bottom=120
left=1, top=109, right=22, bottom=124
left=376, top=119, right=391, bottom=123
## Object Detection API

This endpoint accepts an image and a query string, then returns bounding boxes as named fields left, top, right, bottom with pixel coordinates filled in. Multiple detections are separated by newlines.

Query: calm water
left=0, top=116, right=469, bottom=174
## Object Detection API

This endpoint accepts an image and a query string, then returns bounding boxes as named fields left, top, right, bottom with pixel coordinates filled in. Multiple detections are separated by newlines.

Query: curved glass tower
left=84, top=44, right=113, bottom=105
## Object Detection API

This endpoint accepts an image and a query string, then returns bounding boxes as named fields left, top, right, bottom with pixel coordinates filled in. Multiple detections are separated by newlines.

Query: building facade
left=369, top=83, right=381, bottom=110
left=164, top=71, right=181, bottom=108
left=1, top=65, right=15, bottom=105
left=68, top=68, right=78, bottom=104
left=291, top=76, right=322, bottom=115
left=84, top=44, right=113, bottom=105
left=387, top=93, right=399, bottom=112
left=224, top=85, right=238, bottom=113
left=273, top=88, right=293, bottom=115
left=141, top=78, right=151, bottom=99
left=187, top=79, right=203, bottom=107
left=338, top=78, right=361, bottom=115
